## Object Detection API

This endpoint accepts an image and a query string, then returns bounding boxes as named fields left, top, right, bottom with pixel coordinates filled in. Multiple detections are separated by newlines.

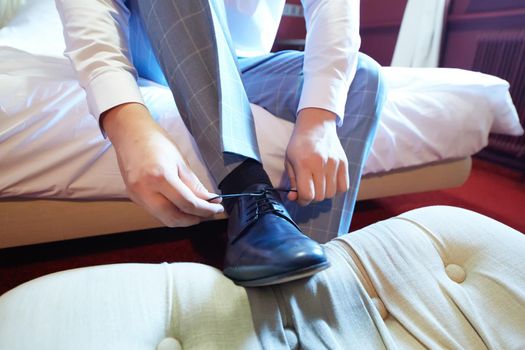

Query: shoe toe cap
left=278, top=237, right=327, bottom=266
left=225, top=237, right=328, bottom=282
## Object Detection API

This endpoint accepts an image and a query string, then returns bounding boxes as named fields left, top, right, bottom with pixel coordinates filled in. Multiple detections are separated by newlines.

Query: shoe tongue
left=222, top=183, right=269, bottom=214
left=222, top=183, right=276, bottom=215
left=248, top=185, right=283, bottom=215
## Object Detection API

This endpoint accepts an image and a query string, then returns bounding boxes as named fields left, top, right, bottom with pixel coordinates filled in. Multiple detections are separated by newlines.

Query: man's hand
left=102, top=103, right=224, bottom=227
left=285, top=108, right=349, bottom=206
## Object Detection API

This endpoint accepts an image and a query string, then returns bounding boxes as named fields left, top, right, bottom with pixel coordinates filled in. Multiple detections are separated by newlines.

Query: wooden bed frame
left=0, top=157, right=471, bottom=248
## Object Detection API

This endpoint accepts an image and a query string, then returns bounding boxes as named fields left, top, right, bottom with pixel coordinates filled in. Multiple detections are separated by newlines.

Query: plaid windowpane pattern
left=129, top=0, right=385, bottom=242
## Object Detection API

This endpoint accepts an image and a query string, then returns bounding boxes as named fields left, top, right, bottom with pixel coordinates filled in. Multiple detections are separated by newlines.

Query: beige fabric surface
left=0, top=263, right=260, bottom=350
left=0, top=0, right=24, bottom=27
left=339, top=206, right=525, bottom=349
left=0, top=206, right=524, bottom=349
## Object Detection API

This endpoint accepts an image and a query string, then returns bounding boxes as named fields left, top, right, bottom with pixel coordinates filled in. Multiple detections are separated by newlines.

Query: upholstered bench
left=1, top=206, right=524, bottom=349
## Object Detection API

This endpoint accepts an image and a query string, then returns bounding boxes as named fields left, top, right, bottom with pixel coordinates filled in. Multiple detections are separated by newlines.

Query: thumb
left=285, top=160, right=298, bottom=201
left=179, top=165, right=222, bottom=204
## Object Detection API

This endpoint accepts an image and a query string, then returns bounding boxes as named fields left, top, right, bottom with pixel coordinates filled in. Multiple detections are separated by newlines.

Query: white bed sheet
left=0, top=0, right=522, bottom=199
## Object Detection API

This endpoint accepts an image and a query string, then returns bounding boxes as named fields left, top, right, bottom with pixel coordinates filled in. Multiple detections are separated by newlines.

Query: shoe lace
left=208, top=188, right=296, bottom=219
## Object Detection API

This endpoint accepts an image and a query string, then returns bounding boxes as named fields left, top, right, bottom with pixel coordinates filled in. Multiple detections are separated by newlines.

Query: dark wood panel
left=274, top=0, right=407, bottom=64
left=360, top=29, right=400, bottom=66
left=447, top=9, right=525, bottom=31
left=360, top=0, right=406, bottom=65
left=442, top=9, right=525, bottom=68
left=467, top=0, right=525, bottom=13
left=361, top=0, right=407, bottom=25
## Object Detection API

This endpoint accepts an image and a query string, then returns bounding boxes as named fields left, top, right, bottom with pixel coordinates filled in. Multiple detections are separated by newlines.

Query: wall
left=442, top=0, right=525, bottom=68
left=275, top=0, right=408, bottom=65
left=277, top=0, right=525, bottom=68
left=360, top=0, right=407, bottom=66
left=443, top=0, right=525, bottom=166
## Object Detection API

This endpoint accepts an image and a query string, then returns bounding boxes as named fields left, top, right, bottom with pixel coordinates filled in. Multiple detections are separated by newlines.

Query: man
left=55, top=0, right=385, bottom=287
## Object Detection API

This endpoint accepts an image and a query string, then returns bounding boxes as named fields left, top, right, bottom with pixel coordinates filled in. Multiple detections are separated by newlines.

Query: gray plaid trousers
left=130, top=0, right=258, bottom=182
left=129, top=0, right=386, bottom=242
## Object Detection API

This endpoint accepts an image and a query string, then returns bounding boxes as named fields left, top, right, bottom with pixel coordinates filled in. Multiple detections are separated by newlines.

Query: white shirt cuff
left=297, top=75, right=350, bottom=127
left=85, top=70, right=145, bottom=126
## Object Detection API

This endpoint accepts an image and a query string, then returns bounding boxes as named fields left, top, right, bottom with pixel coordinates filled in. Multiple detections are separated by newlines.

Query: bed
left=0, top=0, right=523, bottom=248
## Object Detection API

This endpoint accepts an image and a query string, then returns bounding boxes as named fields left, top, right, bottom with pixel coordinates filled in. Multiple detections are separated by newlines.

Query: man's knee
left=355, top=53, right=384, bottom=95
left=354, top=53, right=386, bottom=119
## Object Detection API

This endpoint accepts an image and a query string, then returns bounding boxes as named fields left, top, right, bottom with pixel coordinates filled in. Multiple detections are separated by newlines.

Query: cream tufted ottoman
left=1, top=206, right=524, bottom=349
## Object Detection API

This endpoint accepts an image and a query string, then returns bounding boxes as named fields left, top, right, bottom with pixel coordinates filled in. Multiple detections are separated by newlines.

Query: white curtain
left=391, top=0, right=447, bottom=67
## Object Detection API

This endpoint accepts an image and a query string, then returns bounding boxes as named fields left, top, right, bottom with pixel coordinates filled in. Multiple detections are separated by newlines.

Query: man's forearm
left=56, top=0, right=144, bottom=126
left=101, top=102, right=157, bottom=147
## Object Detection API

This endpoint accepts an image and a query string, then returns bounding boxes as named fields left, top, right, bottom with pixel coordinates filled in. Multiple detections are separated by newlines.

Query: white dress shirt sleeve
left=54, top=0, right=144, bottom=125
left=298, top=0, right=361, bottom=125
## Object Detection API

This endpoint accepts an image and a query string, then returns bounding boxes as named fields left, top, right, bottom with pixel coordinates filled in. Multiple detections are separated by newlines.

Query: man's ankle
left=218, top=159, right=272, bottom=212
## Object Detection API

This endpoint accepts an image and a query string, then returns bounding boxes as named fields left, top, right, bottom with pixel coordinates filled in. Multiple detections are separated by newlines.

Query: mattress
left=0, top=0, right=523, bottom=200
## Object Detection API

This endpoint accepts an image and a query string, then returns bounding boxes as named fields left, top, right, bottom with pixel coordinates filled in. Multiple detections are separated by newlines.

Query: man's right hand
left=102, top=103, right=224, bottom=227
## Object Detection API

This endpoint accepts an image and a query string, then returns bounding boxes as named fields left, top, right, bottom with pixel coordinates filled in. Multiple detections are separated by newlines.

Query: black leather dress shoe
left=223, top=184, right=330, bottom=287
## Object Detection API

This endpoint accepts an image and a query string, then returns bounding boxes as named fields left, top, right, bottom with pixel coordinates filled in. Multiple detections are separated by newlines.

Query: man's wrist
left=296, top=107, right=337, bottom=130
left=101, top=102, right=154, bottom=145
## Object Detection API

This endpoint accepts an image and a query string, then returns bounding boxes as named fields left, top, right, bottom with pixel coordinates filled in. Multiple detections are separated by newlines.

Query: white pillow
left=382, top=67, right=523, bottom=136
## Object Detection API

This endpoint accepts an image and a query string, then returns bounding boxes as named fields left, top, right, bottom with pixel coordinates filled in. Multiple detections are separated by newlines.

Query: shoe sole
left=232, top=261, right=331, bottom=287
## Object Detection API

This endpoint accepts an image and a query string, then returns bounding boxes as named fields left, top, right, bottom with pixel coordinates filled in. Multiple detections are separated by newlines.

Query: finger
left=179, top=165, right=223, bottom=205
left=295, top=164, right=315, bottom=206
left=285, top=161, right=298, bottom=201
left=337, top=159, right=349, bottom=193
left=325, top=160, right=338, bottom=199
left=142, top=192, right=202, bottom=227
left=208, top=196, right=223, bottom=204
left=312, top=170, right=326, bottom=202
left=160, top=171, right=224, bottom=217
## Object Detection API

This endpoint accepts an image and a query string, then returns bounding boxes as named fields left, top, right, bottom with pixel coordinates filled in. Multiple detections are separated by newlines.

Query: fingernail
left=211, top=197, right=222, bottom=204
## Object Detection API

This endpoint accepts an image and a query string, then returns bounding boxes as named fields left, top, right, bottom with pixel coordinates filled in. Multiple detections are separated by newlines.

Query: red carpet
left=350, top=159, right=525, bottom=232
left=0, top=158, right=523, bottom=295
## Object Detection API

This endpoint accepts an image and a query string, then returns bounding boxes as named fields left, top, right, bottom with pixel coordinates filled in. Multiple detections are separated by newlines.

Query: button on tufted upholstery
left=341, top=206, right=525, bottom=349
left=445, top=264, right=466, bottom=283
left=157, top=337, right=182, bottom=350
left=283, top=328, right=298, bottom=349
left=0, top=206, right=524, bottom=349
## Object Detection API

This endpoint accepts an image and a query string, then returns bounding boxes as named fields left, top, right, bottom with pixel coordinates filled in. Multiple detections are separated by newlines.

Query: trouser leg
left=239, top=51, right=386, bottom=242
left=128, top=1, right=385, bottom=241
left=128, top=0, right=260, bottom=184
left=247, top=240, right=394, bottom=349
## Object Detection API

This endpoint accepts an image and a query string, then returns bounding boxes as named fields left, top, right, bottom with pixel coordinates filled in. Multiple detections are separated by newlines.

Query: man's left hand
left=285, top=108, right=349, bottom=206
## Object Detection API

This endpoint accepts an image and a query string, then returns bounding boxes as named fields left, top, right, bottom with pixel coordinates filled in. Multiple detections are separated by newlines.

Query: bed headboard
left=0, top=0, right=25, bottom=27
